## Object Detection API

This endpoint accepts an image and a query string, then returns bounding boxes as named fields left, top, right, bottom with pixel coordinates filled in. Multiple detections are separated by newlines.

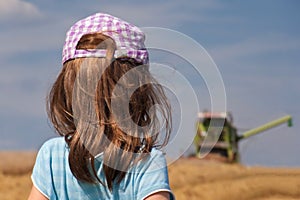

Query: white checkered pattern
left=62, top=13, right=148, bottom=64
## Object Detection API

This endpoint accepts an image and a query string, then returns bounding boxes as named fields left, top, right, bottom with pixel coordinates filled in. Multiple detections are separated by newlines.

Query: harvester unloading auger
left=194, top=112, right=293, bottom=162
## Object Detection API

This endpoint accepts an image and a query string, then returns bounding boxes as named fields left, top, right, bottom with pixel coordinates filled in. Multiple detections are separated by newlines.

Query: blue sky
left=0, top=0, right=299, bottom=167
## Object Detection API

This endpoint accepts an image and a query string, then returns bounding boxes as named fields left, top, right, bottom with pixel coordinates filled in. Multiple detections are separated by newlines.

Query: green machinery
left=194, top=112, right=293, bottom=162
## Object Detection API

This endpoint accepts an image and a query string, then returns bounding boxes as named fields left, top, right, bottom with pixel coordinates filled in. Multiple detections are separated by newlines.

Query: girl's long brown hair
left=47, top=33, right=172, bottom=190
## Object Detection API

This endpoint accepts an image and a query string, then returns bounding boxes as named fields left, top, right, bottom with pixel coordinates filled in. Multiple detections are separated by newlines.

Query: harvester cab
left=194, top=112, right=293, bottom=162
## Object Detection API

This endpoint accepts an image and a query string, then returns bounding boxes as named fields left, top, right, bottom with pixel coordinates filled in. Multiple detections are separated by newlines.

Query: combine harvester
left=194, top=112, right=293, bottom=162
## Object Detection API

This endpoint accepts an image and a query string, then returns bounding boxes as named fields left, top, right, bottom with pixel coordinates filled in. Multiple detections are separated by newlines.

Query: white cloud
left=82, top=0, right=223, bottom=27
left=210, top=34, right=300, bottom=65
left=0, top=0, right=41, bottom=20
left=0, top=17, right=70, bottom=58
left=0, top=64, right=51, bottom=117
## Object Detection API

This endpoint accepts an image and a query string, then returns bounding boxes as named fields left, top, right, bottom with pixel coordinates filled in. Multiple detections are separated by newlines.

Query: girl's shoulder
left=131, top=148, right=168, bottom=174
left=42, top=136, right=66, bottom=147
left=41, top=137, right=66, bottom=148
left=37, top=137, right=68, bottom=158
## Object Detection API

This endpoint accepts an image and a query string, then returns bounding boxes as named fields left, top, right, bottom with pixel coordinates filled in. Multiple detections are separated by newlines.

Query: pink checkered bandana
left=62, top=13, right=148, bottom=64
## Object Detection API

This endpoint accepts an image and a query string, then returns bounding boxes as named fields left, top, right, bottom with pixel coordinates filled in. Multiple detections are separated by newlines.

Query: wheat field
left=0, top=152, right=300, bottom=200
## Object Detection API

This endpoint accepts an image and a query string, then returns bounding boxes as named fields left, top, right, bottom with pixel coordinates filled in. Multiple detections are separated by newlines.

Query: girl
left=28, top=13, right=174, bottom=200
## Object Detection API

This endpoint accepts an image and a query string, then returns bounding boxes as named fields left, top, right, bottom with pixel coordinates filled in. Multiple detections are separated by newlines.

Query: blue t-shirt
left=31, top=137, right=174, bottom=200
